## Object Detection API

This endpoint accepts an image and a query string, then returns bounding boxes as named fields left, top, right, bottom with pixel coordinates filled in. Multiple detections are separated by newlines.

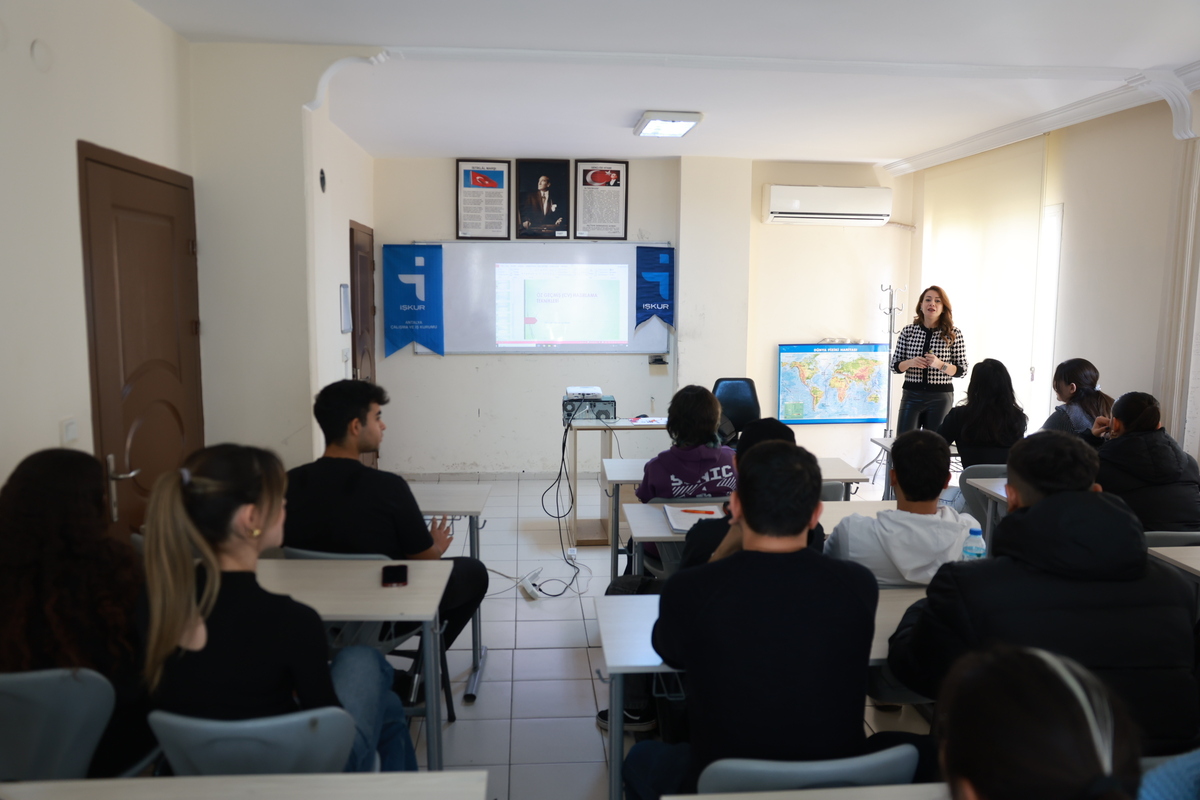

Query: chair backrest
left=1145, top=531, right=1200, bottom=547
left=0, top=668, right=115, bottom=780
left=283, top=546, right=389, bottom=560
left=148, top=707, right=355, bottom=776
left=958, top=464, right=1008, bottom=529
left=697, top=744, right=919, bottom=794
left=712, top=378, right=761, bottom=432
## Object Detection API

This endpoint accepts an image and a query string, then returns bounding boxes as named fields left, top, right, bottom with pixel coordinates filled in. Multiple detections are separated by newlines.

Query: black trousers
left=896, top=389, right=953, bottom=434
left=387, top=556, right=488, bottom=649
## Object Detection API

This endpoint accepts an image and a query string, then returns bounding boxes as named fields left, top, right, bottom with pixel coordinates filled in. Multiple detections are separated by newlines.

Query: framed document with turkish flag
left=575, top=160, right=628, bottom=240
left=456, top=159, right=511, bottom=240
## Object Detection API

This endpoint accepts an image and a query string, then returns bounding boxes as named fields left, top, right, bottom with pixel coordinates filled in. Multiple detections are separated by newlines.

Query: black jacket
left=1093, top=429, right=1200, bottom=532
left=887, top=491, right=1200, bottom=755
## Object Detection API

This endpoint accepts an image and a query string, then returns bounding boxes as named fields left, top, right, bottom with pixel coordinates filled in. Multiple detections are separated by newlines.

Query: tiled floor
left=398, top=470, right=925, bottom=800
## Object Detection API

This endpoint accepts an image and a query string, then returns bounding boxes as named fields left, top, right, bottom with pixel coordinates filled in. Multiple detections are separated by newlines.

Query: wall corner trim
left=305, top=50, right=391, bottom=112
left=1127, top=69, right=1198, bottom=140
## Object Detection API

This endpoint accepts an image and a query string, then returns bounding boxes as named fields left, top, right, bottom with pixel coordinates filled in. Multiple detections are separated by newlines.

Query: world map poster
left=778, top=343, right=889, bottom=424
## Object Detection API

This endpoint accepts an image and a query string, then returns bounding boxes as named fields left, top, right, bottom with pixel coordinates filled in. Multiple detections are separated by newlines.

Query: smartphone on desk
left=381, top=565, right=408, bottom=587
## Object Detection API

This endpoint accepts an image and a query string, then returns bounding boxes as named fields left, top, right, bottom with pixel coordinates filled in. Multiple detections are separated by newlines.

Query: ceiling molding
left=305, top=50, right=390, bottom=111
left=1128, top=69, right=1197, bottom=139
left=385, top=45, right=1139, bottom=82
left=883, top=60, right=1200, bottom=175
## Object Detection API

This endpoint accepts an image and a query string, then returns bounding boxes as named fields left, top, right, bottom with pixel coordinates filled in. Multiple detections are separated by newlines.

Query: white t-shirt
left=824, top=506, right=980, bottom=586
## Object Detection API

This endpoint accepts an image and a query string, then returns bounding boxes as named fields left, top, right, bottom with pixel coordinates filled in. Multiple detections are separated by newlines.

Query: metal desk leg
left=465, top=514, right=487, bottom=702
left=609, top=486, right=621, bottom=577
left=423, top=616, right=443, bottom=770
left=633, top=541, right=644, bottom=576
left=608, top=673, right=625, bottom=800
left=843, top=482, right=851, bottom=501
left=984, top=501, right=995, bottom=544
left=882, top=451, right=895, bottom=501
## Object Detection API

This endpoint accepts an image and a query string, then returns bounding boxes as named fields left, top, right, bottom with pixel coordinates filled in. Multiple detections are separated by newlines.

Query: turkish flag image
left=470, top=171, right=499, bottom=188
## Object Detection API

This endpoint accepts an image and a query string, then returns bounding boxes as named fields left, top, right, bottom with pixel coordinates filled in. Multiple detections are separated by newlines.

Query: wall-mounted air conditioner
left=762, top=185, right=892, bottom=226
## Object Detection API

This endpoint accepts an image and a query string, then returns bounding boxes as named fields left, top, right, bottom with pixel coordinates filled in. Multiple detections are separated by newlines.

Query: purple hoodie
left=636, top=444, right=737, bottom=502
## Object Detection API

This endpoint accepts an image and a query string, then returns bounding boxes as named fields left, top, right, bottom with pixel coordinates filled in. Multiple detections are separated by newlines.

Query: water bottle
left=962, top=528, right=987, bottom=561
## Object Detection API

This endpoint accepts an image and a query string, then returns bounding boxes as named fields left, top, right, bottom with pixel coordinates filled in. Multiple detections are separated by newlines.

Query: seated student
left=939, top=644, right=1141, bottom=800
left=0, top=449, right=156, bottom=777
left=284, top=380, right=487, bottom=650
left=679, top=417, right=825, bottom=569
left=623, top=442, right=886, bottom=799
left=1084, top=392, right=1200, bottom=532
left=937, top=358, right=1027, bottom=468
left=888, top=431, right=1200, bottom=755
left=1041, top=357, right=1114, bottom=434
left=825, top=430, right=979, bottom=586
left=144, top=444, right=416, bottom=771
left=636, top=384, right=735, bottom=503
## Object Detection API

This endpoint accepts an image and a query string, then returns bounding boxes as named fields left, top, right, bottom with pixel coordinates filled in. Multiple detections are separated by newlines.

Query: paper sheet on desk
left=632, top=417, right=667, bottom=425
left=664, top=505, right=722, bottom=533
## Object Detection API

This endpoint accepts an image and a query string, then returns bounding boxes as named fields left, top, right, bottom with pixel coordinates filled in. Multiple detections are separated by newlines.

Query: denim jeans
left=896, top=389, right=953, bottom=434
left=330, top=646, right=417, bottom=772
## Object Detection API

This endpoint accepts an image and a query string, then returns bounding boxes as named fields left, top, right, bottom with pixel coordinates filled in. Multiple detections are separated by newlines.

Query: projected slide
left=496, top=263, right=629, bottom=346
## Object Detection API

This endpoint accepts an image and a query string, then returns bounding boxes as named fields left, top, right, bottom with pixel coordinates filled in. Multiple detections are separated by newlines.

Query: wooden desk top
left=0, top=772, right=490, bottom=800
left=257, top=559, right=452, bottom=622
left=874, top=587, right=924, bottom=661
left=964, top=477, right=1007, bottom=503
left=818, top=457, right=869, bottom=484
left=1150, top=546, right=1200, bottom=577
left=622, top=500, right=898, bottom=544
left=665, top=783, right=948, bottom=800
left=572, top=418, right=667, bottom=431
left=409, top=482, right=492, bottom=516
left=871, top=437, right=958, bottom=457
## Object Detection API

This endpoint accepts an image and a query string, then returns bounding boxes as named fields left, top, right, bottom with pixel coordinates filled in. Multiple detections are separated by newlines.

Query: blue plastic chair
left=697, top=744, right=919, bottom=793
left=0, top=668, right=115, bottom=780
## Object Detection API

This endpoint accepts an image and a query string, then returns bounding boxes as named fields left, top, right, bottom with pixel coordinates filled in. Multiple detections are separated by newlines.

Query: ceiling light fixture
left=634, top=111, right=703, bottom=137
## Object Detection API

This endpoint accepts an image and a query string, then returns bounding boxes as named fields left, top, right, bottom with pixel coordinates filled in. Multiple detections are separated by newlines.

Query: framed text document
left=778, top=343, right=889, bottom=424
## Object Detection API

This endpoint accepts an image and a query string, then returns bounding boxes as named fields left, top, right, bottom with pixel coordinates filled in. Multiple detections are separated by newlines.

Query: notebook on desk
left=663, top=504, right=723, bottom=533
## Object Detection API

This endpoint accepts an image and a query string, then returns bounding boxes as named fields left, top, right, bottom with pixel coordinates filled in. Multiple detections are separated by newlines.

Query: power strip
left=518, top=567, right=543, bottom=600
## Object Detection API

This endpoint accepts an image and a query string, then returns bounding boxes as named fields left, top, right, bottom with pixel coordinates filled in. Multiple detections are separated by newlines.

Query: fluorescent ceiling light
left=634, top=111, right=703, bottom=137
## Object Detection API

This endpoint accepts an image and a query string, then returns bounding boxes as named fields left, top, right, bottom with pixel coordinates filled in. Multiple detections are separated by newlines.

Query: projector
left=565, top=386, right=603, bottom=400
left=563, top=395, right=616, bottom=425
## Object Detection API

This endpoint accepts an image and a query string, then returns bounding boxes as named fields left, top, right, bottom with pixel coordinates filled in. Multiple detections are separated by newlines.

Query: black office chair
left=712, top=378, right=761, bottom=446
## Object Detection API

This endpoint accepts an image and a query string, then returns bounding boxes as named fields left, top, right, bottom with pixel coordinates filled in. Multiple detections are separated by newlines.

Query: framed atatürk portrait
left=515, top=159, right=571, bottom=239
left=575, top=160, right=628, bottom=240
left=456, top=159, right=511, bottom=239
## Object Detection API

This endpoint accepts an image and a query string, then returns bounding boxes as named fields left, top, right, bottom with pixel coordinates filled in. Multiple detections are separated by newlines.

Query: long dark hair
left=957, top=359, right=1026, bottom=445
left=912, top=285, right=957, bottom=344
left=939, top=645, right=1140, bottom=800
left=144, top=444, right=286, bottom=691
left=1111, top=392, right=1161, bottom=434
left=0, top=449, right=141, bottom=672
left=1053, top=358, right=1114, bottom=420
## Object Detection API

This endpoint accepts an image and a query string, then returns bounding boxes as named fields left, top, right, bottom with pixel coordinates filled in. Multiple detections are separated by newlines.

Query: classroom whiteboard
left=424, top=241, right=672, bottom=355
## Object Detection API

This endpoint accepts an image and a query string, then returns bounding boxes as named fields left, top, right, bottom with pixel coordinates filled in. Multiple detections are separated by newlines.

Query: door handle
left=106, top=454, right=141, bottom=523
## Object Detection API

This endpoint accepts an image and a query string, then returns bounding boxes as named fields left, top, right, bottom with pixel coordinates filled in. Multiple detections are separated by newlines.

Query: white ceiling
left=132, top=0, right=1200, bottom=165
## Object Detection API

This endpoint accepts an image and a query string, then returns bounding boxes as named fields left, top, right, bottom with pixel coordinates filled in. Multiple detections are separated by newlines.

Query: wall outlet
left=567, top=547, right=577, bottom=562
left=59, top=417, right=78, bottom=446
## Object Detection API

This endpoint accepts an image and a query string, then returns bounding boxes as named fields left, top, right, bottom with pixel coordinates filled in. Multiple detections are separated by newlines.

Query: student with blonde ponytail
left=144, top=444, right=416, bottom=771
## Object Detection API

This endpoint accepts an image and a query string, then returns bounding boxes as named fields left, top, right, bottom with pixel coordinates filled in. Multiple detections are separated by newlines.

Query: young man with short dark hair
left=888, top=430, right=1200, bottom=755
left=824, top=429, right=978, bottom=585
left=623, top=442, right=881, bottom=799
left=285, top=380, right=487, bottom=650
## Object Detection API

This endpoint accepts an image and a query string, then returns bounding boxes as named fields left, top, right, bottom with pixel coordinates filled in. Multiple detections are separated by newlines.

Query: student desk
left=594, top=587, right=925, bottom=800
left=1151, top=546, right=1200, bottom=577
left=0, top=772, right=490, bottom=800
left=621, top=500, right=898, bottom=575
left=408, top=482, right=492, bottom=700
left=664, top=783, right=949, bottom=800
left=568, top=418, right=668, bottom=547
left=868, top=437, right=958, bottom=501
left=963, top=477, right=1006, bottom=539
left=256, top=559, right=453, bottom=770
left=603, top=459, right=874, bottom=574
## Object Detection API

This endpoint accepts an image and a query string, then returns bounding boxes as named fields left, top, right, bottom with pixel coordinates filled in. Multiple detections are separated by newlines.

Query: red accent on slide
left=524, top=317, right=538, bottom=324
left=471, top=171, right=499, bottom=187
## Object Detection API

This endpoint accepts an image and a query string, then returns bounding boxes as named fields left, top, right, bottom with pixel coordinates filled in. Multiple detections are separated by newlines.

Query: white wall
left=190, top=43, right=376, bottom=467
left=303, top=100, right=375, bottom=455
left=0, top=0, right=191, bottom=479
left=371, top=158, right=680, bottom=476
left=747, top=161, right=913, bottom=468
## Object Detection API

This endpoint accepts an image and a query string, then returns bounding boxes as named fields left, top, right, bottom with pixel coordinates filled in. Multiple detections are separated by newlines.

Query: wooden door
left=349, top=221, right=378, bottom=468
left=78, top=142, right=204, bottom=538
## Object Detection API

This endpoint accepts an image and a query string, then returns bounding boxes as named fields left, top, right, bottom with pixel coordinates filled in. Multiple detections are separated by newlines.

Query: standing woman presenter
left=892, top=286, right=968, bottom=433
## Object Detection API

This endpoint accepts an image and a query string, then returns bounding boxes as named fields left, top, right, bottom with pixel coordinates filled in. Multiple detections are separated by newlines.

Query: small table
left=869, top=437, right=959, bottom=501
left=568, top=419, right=668, bottom=547
left=0, top=773, right=490, bottom=800
left=963, top=477, right=1006, bottom=540
left=257, top=559, right=453, bottom=770
left=817, top=457, right=871, bottom=501
left=595, top=588, right=926, bottom=800
left=665, top=782, right=949, bottom=799
left=1151, top=546, right=1200, bottom=578
left=409, top=482, right=492, bottom=700
left=601, top=458, right=651, bottom=576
